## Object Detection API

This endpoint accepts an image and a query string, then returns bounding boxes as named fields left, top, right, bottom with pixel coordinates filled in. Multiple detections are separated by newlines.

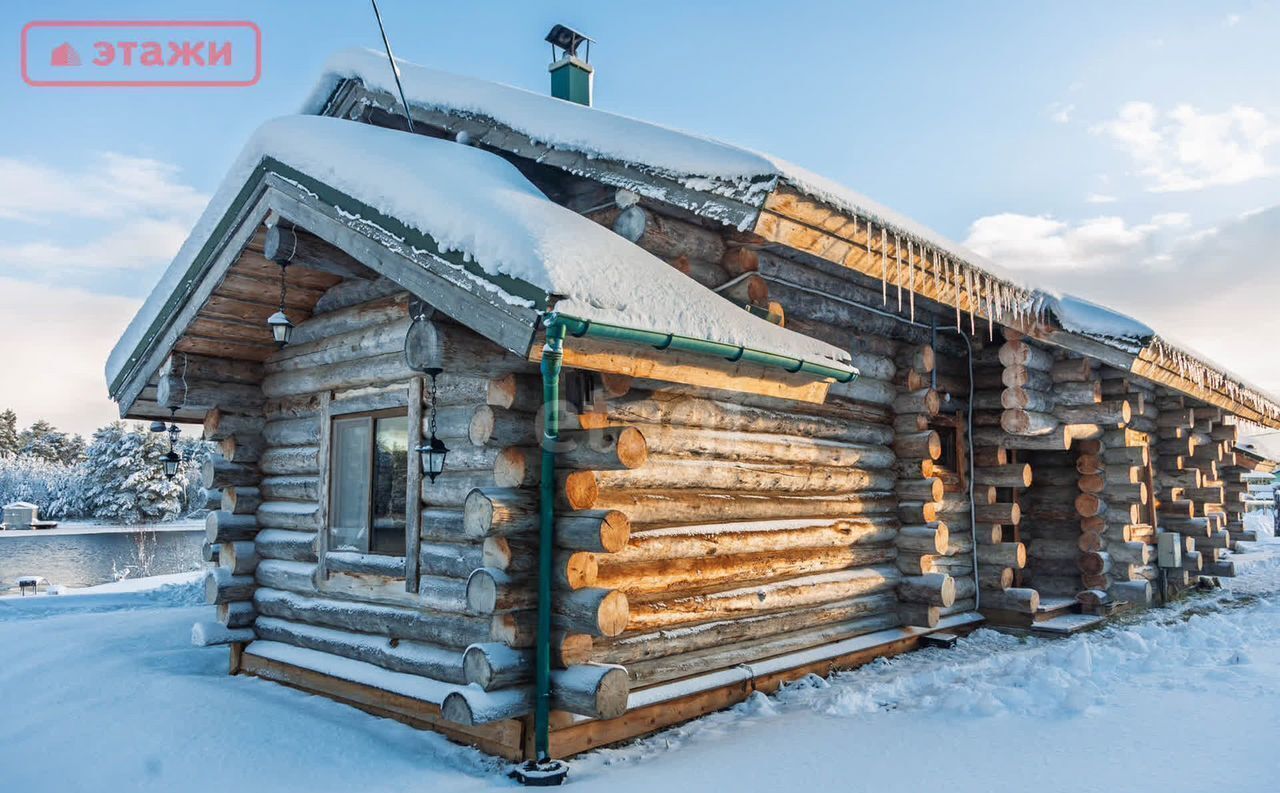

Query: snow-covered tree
left=17, top=419, right=85, bottom=465
left=178, top=436, right=216, bottom=516
left=0, top=455, right=89, bottom=519
left=0, top=409, right=18, bottom=458
left=81, top=423, right=188, bottom=524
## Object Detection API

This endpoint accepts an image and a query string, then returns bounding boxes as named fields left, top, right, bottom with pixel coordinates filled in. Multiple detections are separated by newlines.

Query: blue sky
left=2, top=1, right=1278, bottom=434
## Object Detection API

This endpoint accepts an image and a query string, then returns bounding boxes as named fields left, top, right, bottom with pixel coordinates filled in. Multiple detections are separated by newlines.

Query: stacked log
left=955, top=340, right=1033, bottom=618
left=171, top=352, right=268, bottom=646
left=1145, top=390, right=1242, bottom=596
left=569, top=373, right=922, bottom=686
left=887, top=342, right=968, bottom=625
left=587, top=205, right=775, bottom=315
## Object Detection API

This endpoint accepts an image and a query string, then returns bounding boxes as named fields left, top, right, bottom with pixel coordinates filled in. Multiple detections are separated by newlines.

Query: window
left=329, top=411, right=409, bottom=556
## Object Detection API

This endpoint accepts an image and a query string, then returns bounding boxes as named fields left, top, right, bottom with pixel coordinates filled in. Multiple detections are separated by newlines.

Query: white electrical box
left=1157, top=533, right=1182, bottom=568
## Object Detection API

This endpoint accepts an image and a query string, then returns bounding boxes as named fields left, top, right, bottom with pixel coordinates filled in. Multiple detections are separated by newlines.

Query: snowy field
left=4, top=545, right=1280, bottom=792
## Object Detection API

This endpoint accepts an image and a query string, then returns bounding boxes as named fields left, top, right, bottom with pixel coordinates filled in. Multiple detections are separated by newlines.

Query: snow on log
left=191, top=621, right=254, bottom=647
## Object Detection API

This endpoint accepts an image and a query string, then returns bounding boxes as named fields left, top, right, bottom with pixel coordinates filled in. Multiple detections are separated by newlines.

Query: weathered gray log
left=441, top=662, right=629, bottom=723
left=263, top=417, right=321, bottom=447
left=259, top=446, right=319, bottom=476
left=254, top=616, right=466, bottom=683
left=404, top=320, right=530, bottom=375
left=205, top=511, right=258, bottom=543
left=201, top=457, right=258, bottom=490
left=979, top=587, right=1039, bottom=613
left=254, top=529, right=317, bottom=562
left=261, top=352, right=414, bottom=399
left=221, top=486, right=261, bottom=515
left=204, top=567, right=255, bottom=605
left=219, top=540, right=259, bottom=576
left=973, top=463, right=1032, bottom=488
left=468, top=406, right=537, bottom=447
left=253, top=587, right=492, bottom=648
left=191, top=621, right=254, bottom=647
left=896, top=574, right=955, bottom=607
left=158, top=375, right=262, bottom=413
left=259, top=476, right=320, bottom=502
left=217, top=600, right=257, bottom=629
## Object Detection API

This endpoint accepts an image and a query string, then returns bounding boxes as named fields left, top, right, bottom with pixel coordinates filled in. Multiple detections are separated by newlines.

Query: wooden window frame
left=325, top=407, right=411, bottom=559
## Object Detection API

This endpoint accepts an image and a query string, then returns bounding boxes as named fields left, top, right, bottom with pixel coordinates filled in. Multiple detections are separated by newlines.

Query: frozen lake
left=0, top=522, right=205, bottom=590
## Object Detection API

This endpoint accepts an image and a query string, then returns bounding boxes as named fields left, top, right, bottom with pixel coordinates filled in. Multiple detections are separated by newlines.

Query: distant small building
left=3, top=501, right=38, bottom=529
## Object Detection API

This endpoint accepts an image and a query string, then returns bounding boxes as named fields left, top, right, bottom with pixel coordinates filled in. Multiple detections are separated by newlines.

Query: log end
left=440, top=691, right=477, bottom=726
left=595, top=590, right=630, bottom=637
left=563, top=471, right=600, bottom=511
left=598, top=510, right=632, bottom=554
left=465, top=568, right=500, bottom=614
left=463, top=489, right=494, bottom=538
left=615, top=427, right=649, bottom=469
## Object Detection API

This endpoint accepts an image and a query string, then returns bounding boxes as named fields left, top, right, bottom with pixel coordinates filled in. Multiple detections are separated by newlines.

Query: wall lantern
left=416, top=367, right=449, bottom=482
left=268, top=261, right=294, bottom=348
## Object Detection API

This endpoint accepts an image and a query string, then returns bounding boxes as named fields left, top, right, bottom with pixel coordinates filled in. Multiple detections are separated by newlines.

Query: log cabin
left=106, top=43, right=1280, bottom=773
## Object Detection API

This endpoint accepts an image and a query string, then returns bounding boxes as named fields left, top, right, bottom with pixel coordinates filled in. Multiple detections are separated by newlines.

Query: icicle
left=895, top=233, right=903, bottom=312
left=986, top=276, right=995, bottom=340
left=880, top=226, right=888, bottom=305
left=966, top=267, right=976, bottom=335
left=907, top=240, right=916, bottom=321
left=951, top=257, right=961, bottom=330
left=931, top=249, right=940, bottom=308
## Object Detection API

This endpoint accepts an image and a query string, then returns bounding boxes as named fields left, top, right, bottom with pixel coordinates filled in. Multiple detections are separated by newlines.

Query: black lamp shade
left=418, top=437, right=449, bottom=482
left=162, top=450, right=181, bottom=479
left=268, top=309, right=294, bottom=347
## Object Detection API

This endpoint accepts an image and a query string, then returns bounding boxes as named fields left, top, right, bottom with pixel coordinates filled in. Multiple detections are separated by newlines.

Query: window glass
left=371, top=416, right=409, bottom=555
left=330, top=417, right=372, bottom=552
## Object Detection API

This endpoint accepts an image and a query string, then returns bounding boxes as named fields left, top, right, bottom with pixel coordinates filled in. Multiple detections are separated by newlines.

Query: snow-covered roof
left=304, top=49, right=1010, bottom=270
left=301, top=48, right=1280, bottom=422
left=300, top=50, right=1151, bottom=340
left=107, top=115, right=851, bottom=390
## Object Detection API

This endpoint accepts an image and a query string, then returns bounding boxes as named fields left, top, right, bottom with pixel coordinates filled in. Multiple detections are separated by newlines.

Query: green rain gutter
left=528, top=313, right=857, bottom=775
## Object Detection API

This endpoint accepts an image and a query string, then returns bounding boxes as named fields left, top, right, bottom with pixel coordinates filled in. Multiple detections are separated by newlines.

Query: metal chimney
left=545, top=24, right=593, bottom=106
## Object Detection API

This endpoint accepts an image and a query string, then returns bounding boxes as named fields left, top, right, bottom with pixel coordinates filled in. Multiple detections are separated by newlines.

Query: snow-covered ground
left=4, top=542, right=1280, bottom=792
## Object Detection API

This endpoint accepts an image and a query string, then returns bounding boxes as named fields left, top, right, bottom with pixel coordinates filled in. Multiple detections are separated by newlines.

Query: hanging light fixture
left=162, top=449, right=181, bottom=479
left=416, top=367, right=449, bottom=482
left=159, top=407, right=181, bottom=479
left=267, top=261, right=294, bottom=348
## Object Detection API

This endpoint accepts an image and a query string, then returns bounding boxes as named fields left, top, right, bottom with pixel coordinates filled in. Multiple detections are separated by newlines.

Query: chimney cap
left=545, top=24, right=593, bottom=59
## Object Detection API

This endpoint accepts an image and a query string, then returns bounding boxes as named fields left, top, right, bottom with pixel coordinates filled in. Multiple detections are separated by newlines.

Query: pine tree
left=81, top=423, right=186, bottom=524
left=17, top=419, right=86, bottom=465
left=0, top=410, right=17, bottom=458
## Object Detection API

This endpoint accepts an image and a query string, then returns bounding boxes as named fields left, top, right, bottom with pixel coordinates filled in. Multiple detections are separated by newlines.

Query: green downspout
left=530, top=313, right=856, bottom=766
left=534, top=319, right=567, bottom=763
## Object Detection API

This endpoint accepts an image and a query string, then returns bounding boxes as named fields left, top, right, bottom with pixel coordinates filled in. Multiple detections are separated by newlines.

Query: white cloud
left=0, top=218, right=190, bottom=270
left=1049, top=102, right=1075, bottom=124
left=1085, top=193, right=1118, bottom=204
left=0, top=153, right=206, bottom=223
left=0, top=153, right=204, bottom=273
left=965, top=206, right=1280, bottom=396
left=0, top=278, right=140, bottom=436
left=1224, top=13, right=1241, bottom=26
left=1092, top=101, right=1280, bottom=192
left=963, top=211, right=1185, bottom=271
